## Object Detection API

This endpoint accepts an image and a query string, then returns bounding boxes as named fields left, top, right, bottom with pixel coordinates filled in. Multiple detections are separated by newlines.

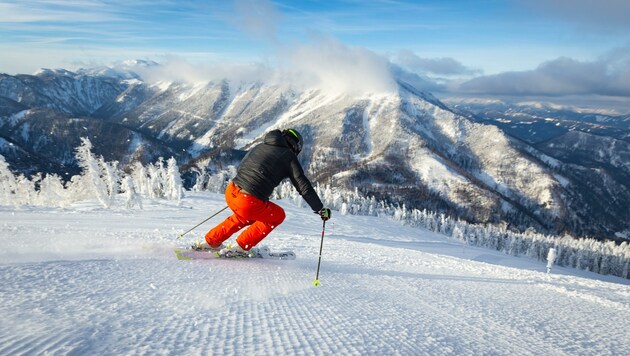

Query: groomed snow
left=1, top=192, right=629, bottom=355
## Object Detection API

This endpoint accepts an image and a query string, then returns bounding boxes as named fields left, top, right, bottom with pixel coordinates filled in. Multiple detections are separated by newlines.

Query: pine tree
left=38, top=173, right=67, bottom=207
left=191, top=166, right=208, bottom=192
left=14, top=174, right=36, bottom=205
left=130, top=162, right=149, bottom=196
left=100, top=159, right=120, bottom=201
left=0, top=155, right=17, bottom=205
left=121, top=175, right=143, bottom=209
left=75, top=137, right=111, bottom=207
left=452, top=225, right=464, bottom=241
left=148, top=158, right=164, bottom=199
left=165, top=157, right=184, bottom=204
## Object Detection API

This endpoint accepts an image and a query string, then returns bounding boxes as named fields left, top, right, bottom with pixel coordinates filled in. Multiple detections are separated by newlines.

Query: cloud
left=231, top=0, right=282, bottom=41
left=389, top=65, right=446, bottom=93
left=120, top=35, right=400, bottom=96
left=218, top=0, right=406, bottom=95
left=124, top=56, right=274, bottom=86
left=455, top=47, right=630, bottom=97
left=280, top=35, right=398, bottom=95
left=394, top=50, right=480, bottom=76
left=125, top=43, right=630, bottom=101
left=0, top=1, right=116, bottom=23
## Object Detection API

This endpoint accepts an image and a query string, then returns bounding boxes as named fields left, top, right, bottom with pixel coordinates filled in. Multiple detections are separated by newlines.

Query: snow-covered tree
left=100, top=158, right=120, bottom=201
left=0, top=155, right=17, bottom=205
left=340, top=202, right=349, bottom=215
left=130, top=162, right=150, bottom=196
left=148, top=158, right=164, bottom=199
left=165, top=157, right=184, bottom=204
left=191, top=166, right=208, bottom=192
left=14, top=174, right=36, bottom=205
left=74, top=137, right=111, bottom=207
left=546, top=247, right=557, bottom=274
left=37, top=173, right=67, bottom=207
left=121, top=175, right=143, bottom=209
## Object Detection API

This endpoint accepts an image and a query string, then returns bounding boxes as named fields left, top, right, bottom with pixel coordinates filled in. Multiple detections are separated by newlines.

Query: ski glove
left=318, top=208, right=331, bottom=221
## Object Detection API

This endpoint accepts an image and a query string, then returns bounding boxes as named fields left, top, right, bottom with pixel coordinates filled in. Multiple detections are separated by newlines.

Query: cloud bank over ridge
left=454, top=47, right=630, bottom=98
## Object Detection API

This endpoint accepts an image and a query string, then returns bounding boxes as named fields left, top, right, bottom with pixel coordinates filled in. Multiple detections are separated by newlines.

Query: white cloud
left=280, top=35, right=397, bottom=95
left=130, top=56, right=274, bottom=85
left=0, top=1, right=114, bottom=23
left=455, top=47, right=630, bottom=98
left=221, top=0, right=396, bottom=95
left=126, top=36, right=399, bottom=96
left=394, top=50, right=480, bottom=76
left=231, top=0, right=282, bottom=41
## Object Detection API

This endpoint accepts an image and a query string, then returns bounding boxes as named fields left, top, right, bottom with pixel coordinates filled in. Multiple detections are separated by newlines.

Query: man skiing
left=204, top=128, right=331, bottom=257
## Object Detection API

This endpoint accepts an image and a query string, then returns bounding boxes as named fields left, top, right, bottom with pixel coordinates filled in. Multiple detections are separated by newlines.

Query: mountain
left=445, top=98, right=630, bottom=238
left=1, top=66, right=628, bottom=239
left=0, top=70, right=183, bottom=177
left=444, top=98, right=630, bottom=144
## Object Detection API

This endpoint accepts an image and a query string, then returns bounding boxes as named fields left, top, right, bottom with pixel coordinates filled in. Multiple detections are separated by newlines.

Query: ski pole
left=312, top=220, right=326, bottom=287
left=177, top=206, right=229, bottom=239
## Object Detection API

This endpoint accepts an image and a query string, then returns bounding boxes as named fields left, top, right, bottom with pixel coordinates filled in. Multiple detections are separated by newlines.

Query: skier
left=204, top=129, right=331, bottom=256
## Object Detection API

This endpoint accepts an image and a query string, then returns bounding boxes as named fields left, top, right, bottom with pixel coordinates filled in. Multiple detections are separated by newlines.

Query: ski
left=174, top=248, right=295, bottom=260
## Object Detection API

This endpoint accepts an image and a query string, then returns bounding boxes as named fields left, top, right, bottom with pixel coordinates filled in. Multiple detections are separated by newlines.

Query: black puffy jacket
left=232, top=130, right=324, bottom=212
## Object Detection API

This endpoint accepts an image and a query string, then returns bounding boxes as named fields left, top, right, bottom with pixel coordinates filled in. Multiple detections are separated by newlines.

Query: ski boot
left=219, top=243, right=261, bottom=258
left=191, top=240, right=225, bottom=252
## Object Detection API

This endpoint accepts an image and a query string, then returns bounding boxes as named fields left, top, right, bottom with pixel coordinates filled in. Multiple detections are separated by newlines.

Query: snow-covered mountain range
left=1, top=65, right=629, bottom=239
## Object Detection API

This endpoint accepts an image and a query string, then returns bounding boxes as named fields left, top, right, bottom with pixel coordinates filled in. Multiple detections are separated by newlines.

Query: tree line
left=1, top=141, right=628, bottom=279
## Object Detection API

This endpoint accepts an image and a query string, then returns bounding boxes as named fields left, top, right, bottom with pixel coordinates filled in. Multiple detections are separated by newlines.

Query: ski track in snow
left=1, top=193, right=629, bottom=355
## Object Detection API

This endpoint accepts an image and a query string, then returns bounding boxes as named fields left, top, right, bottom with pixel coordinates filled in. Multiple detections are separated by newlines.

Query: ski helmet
left=282, top=128, right=303, bottom=154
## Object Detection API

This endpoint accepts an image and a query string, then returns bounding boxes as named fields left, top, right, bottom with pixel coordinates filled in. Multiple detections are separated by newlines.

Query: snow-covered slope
left=1, top=193, right=628, bottom=355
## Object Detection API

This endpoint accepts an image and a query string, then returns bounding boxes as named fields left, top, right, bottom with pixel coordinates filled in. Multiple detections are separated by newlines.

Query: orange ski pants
left=205, top=182, right=285, bottom=250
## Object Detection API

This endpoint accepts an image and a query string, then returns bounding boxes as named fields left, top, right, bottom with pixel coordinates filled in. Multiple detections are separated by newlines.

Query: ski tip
left=312, top=279, right=321, bottom=287
left=174, top=249, right=192, bottom=260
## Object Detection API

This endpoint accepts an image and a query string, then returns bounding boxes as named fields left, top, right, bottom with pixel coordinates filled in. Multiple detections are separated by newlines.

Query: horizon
left=1, top=0, right=630, bottom=109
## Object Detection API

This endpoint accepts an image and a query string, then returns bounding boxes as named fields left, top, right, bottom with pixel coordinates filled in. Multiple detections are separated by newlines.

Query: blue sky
left=1, top=0, right=629, bottom=104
